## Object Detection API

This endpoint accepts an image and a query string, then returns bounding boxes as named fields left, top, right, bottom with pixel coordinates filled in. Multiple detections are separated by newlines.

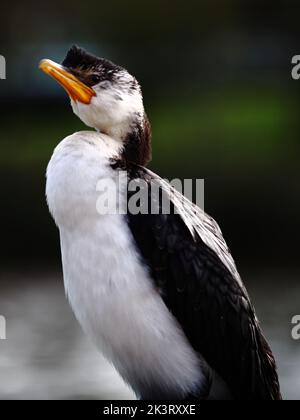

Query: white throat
left=70, top=79, right=144, bottom=142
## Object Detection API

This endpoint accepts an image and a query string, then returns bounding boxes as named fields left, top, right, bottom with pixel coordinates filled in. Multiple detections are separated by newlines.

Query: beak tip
left=39, top=59, right=50, bottom=72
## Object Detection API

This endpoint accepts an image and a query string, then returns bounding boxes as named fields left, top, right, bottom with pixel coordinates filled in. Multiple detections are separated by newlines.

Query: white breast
left=46, top=131, right=204, bottom=399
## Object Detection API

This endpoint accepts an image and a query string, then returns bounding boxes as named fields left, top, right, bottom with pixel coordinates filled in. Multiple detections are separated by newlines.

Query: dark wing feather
left=122, top=164, right=281, bottom=400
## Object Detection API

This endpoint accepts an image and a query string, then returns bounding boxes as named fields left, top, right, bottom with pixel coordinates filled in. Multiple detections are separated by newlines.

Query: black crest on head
left=61, top=45, right=124, bottom=86
left=62, top=45, right=102, bottom=69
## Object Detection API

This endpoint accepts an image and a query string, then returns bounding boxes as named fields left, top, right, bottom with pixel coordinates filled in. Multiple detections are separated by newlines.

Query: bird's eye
left=90, top=74, right=101, bottom=84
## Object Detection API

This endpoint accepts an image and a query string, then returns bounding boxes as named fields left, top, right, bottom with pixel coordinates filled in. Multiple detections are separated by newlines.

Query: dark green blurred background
left=1, top=0, right=300, bottom=269
left=0, top=0, right=299, bottom=399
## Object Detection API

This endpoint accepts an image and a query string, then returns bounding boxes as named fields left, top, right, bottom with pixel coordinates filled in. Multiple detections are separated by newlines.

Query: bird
left=39, top=45, right=281, bottom=400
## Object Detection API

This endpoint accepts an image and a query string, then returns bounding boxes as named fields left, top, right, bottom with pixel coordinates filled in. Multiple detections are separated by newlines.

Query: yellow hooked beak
left=39, top=59, right=96, bottom=104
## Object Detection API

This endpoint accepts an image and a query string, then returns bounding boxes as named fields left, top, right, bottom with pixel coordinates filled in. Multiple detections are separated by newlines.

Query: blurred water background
left=0, top=0, right=299, bottom=399
left=0, top=271, right=299, bottom=399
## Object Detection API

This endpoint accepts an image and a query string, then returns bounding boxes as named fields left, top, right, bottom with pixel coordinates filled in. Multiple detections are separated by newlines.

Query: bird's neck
left=94, top=113, right=152, bottom=167
left=101, top=122, right=130, bottom=145
left=117, top=113, right=152, bottom=167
